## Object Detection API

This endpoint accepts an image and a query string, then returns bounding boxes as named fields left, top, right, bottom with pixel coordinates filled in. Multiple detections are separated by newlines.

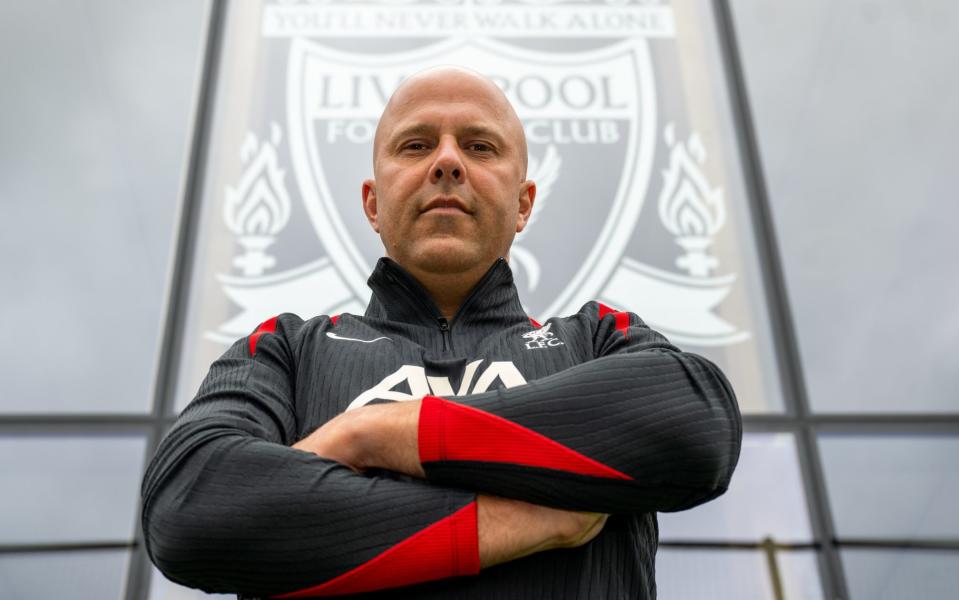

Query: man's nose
left=429, top=138, right=465, bottom=184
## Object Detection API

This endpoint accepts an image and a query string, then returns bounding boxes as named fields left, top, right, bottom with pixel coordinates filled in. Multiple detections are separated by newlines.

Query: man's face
left=362, top=70, right=535, bottom=277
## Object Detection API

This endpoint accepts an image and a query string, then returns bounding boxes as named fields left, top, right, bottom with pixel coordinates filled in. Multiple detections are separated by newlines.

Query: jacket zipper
left=385, top=259, right=506, bottom=354
left=451, top=258, right=505, bottom=325
left=439, top=258, right=505, bottom=353
left=437, top=317, right=452, bottom=352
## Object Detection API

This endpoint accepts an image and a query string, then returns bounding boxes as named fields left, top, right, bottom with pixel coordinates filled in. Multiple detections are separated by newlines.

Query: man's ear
left=516, top=180, right=537, bottom=233
left=361, top=179, right=380, bottom=233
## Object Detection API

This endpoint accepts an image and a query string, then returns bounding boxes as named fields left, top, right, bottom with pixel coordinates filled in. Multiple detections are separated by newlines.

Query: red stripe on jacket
left=598, top=303, right=630, bottom=338
left=419, top=395, right=631, bottom=480
left=273, top=502, right=479, bottom=598
left=248, top=316, right=278, bottom=357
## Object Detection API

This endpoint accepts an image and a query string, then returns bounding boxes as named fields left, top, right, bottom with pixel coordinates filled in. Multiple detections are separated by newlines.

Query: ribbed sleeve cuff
left=419, top=395, right=449, bottom=462
left=451, top=500, right=480, bottom=576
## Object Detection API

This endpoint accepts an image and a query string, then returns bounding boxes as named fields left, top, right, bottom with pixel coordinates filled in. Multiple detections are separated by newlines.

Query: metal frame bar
left=761, top=537, right=786, bottom=600
left=661, top=540, right=820, bottom=551
left=0, top=416, right=174, bottom=440
left=711, top=1, right=849, bottom=598
left=0, top=542, right=135, bottom=555
left=121, top=1, right=228, bottom=598
left=745, top=413, right=959, bottom=427
left=839, top=540, right=959, bottom=551
left=743, top=415, right=959, bottom=436
left=660, top=539, right=959, bottom=551
left=0, top=413, right=171, bottom=429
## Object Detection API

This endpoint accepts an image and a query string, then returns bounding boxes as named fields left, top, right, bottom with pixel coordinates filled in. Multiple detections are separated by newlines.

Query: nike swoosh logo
left=326, top=332, right=391, bottom=344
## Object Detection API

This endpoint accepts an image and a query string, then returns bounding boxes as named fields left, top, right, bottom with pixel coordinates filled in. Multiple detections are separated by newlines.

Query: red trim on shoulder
left=330, top=314, right=340, bottom=326
left=248, top=316, right=278, bottom=357
left=419, top=395, right=631, bottom=481
left=614, top=312, right=630, bottom=338
left=597, top=302, right=630, bottom=339
left=273, top=501, right=479, bottom=598
left=528, top=316, right=541, bottom=328
left=598, top=302, right=617, bottom=320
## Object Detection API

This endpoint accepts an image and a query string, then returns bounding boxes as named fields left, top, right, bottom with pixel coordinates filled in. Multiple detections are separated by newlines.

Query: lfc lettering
left=525, top=120, right=621, bottom=145
left=314, top=73, right=629, bottom=113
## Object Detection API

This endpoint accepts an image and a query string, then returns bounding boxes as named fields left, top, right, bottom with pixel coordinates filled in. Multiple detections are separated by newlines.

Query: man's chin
left=405, top=241, right=490, bottom=275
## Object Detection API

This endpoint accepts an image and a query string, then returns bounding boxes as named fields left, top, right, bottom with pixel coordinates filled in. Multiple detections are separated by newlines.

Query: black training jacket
left=141, top=257, right=742, bottom=599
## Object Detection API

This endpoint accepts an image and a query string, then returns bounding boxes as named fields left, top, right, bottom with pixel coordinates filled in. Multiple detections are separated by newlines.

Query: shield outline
left=286, top=36, right=657, bottom=319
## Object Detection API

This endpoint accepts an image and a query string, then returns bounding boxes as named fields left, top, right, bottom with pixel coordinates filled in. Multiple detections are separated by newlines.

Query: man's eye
left=402, top=142, right=428, bottom=151
left=468, top=142, right=493, bottom=152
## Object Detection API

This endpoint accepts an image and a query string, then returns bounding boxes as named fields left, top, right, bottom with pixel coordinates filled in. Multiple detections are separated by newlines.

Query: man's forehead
left=385, top=102, right=510, bottom=139
left=382, top=76, right=508, bottom=127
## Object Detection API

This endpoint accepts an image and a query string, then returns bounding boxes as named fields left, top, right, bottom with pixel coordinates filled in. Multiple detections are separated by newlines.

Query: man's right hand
left=477, top=494, right=609, bottom=569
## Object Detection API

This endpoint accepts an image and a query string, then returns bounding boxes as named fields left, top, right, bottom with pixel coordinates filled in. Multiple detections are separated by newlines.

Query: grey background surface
left=0, top=0, right=205, bottom=413
left=734, top=0, right=959, bottom=413
left=0, top=0, right=956, bottom=598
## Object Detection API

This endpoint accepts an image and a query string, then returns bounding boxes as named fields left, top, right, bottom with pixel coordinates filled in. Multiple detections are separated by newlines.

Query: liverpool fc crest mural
left=177, top=0, right=786, bottom=414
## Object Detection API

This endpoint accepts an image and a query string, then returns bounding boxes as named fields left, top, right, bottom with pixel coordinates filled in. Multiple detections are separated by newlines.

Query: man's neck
left=397, top=261, right=495, bottom=320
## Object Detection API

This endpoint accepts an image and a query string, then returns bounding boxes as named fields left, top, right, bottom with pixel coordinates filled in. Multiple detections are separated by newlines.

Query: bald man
left=142, top=68, right=742, bottom=599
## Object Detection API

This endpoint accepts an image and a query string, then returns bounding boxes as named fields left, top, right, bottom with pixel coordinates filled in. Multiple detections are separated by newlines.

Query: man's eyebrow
left=461, top=125, right=507, bottom=146
left=459, top=125, right=505, bottom=141
left=388, top=123, right=436, bottom=143
left=387, top=123, right=507, bottom=145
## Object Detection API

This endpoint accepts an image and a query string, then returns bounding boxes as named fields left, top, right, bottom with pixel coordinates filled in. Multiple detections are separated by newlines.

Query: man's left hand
left=292, top=400, right=425, bottom=478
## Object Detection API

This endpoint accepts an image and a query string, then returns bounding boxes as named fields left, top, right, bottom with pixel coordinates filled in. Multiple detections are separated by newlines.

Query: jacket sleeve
left=417, top=302, right=743, bottom=514
left=141, top=314, right=479, bottom=598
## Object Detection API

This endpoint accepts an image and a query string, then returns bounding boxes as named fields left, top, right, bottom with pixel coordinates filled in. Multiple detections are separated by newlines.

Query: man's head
left=361, top=66, right=535, bottom=279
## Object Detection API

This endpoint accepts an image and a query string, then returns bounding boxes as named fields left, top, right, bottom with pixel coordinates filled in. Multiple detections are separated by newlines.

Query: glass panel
left=659, top=433, right=812, bottom=543
left=656, top=548, right=823, bottom=599
left=150, top=568, right=234, bottom=599
left=819, top=435, right=959, bottom=539
left=657, top=549, right=771, bottom=599
left=731, top=1, right=959, bottom=413
left=777, top=550, right=825, bottom=600
left=0, top=550, right=129, bottom=600
left=842, top=548, right=959, bottom=600
left=0, top=436, right=146, bottom=544
left=0, top=1, right=208, bottom=414
left=173, top=0, right=787, bottom=414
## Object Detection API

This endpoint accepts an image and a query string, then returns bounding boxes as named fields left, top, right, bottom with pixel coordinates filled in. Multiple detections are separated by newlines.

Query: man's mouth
left=421, top=196, right=471, bottom=215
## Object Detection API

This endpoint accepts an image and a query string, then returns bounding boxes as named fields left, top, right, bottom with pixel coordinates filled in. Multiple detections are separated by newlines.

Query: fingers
left=564, top=512, right=608, bottom=548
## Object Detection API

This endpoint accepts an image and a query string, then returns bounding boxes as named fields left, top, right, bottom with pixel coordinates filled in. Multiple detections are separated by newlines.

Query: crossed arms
left=140, top=306, right=741, bottom=597
left=292, top=397, right=610, bottom=574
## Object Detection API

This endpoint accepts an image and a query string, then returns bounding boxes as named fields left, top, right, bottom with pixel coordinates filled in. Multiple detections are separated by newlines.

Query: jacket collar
left=364, top=257, right=529, bottom=330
